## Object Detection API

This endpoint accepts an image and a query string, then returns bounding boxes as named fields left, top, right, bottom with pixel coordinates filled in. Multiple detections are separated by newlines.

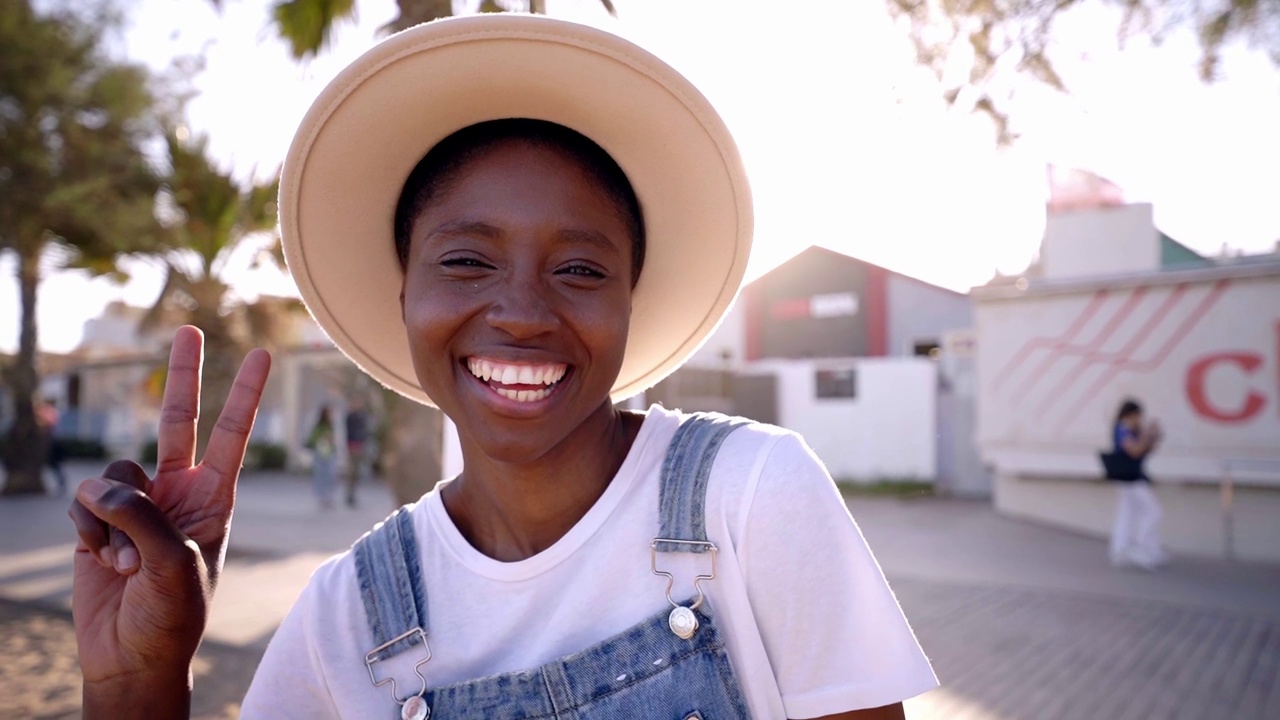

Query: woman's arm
left=1120, top=422, right=1161, bottom=459
left=82, top=668, right=192, bottom=719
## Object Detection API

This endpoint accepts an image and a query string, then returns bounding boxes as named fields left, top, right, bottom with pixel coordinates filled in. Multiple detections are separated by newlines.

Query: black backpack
left=1099, top=450, right=1143, bottom=481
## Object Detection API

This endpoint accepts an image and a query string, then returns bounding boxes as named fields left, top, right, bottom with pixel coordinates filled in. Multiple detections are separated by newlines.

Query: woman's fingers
left=73, top=476, right=197, bottom=576
left=201, top=348, right=271, bottom=483
left=69, top=499, right=110, bottom=567
left=103, top=461, right=150, bottom=575
left=155, top=326, right=204, bottom=475
left=69, top=461, right=153, bottom=572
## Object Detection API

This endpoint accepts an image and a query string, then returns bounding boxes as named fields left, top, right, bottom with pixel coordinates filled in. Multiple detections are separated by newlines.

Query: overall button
left=401, top=695, right=428, bottom=720
left=669, top=606, right=699, bottom=639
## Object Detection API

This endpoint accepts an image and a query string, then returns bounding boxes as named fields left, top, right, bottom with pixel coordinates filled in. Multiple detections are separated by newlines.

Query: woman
left=307, top=405, right=338, bottom=508
left=1105, top=399, right=1167, bottom=569
left=67, top=15, right=935, bottom=719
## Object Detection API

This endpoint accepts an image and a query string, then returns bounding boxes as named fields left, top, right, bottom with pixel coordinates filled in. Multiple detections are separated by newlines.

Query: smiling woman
left=67, top=13, right=936, bottom=720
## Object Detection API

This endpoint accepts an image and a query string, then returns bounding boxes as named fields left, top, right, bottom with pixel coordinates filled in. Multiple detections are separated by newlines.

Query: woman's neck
left=442, top=404, right=643, bottom=562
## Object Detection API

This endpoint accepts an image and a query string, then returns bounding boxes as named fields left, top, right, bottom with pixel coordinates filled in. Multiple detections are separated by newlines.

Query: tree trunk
left=190, top=303, right=241, bottom=459
left=378, top=390, right=443, bottom=507
left=2, top=247, right=48, bottom=495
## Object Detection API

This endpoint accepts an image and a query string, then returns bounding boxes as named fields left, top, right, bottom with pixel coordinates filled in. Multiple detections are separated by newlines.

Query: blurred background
left=1, top=0, right=1278, bottom=718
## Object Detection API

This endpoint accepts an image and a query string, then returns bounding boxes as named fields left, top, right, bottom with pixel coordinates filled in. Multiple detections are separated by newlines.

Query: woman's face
left=399, top=139, right=635, bottom=463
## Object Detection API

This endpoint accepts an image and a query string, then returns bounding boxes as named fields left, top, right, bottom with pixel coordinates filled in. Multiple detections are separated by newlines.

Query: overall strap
left=353, top=506, right=430, bottom=662
left=655, top=412, right=749, bottom=553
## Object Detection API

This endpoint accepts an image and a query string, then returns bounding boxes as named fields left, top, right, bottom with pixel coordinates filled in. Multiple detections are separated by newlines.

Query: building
left=974, top=200, right=1280, bottom=561
left=35, top=298, right=377, bottom=473
left=37, top=247, right=982, bottom=494
left=649, top=246, right=978, bottom=488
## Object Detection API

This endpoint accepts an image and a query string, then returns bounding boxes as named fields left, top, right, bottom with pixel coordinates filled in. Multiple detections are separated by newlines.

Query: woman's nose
left=485, top=274, right=558, bottom=339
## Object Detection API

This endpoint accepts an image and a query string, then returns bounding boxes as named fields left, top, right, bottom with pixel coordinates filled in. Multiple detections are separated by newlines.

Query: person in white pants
left=1105, top=399, right=1167, bottom=569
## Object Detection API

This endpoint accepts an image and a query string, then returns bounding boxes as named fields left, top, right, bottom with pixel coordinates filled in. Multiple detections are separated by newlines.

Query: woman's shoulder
left=641, top=405, right=826, bottom=498
left=642, top=404, right=798, bottom=444
left=640, top=404, right=813, bottom=463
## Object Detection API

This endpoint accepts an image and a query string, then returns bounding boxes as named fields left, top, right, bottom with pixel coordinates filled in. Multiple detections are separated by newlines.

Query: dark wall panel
left=747, top=247, right=873, bottom=360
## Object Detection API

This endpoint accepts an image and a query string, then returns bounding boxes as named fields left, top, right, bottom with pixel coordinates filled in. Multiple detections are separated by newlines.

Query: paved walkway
left=848, top=496, right=1280, bottom=719
left=2, top=463, right=1278, bottom=719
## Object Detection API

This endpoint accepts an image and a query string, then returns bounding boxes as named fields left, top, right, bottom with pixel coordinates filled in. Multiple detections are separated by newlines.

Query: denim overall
left=352, top=413, right=754, bottom=719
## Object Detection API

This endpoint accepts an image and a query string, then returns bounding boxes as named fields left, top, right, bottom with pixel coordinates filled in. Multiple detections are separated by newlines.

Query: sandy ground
left=0, top=599, right=257, bottom=720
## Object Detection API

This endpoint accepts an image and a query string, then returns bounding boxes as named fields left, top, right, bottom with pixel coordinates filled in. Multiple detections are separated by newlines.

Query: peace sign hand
left=68, top=326, right=271, bottom=719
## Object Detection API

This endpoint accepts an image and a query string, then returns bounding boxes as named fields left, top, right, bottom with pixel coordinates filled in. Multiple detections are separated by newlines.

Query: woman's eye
left=558, top=263, right=606, bottom=279
left=441, top=257, right=492, bottom=269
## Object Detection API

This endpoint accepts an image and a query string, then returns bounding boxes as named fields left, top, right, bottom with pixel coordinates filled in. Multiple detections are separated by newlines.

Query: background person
left=1104, top=398, right=1166, bottom=569
left=37, top=398, right=67, bottom=496
left=342, top=399, right=372, bottom=508
left=305, top=405, right=337, bottom=509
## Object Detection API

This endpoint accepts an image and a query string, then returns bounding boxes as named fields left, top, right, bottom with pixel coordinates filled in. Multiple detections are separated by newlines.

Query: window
left=815, top=368, right=856, bottom=399
left=913, top=341, right=941, bottom=359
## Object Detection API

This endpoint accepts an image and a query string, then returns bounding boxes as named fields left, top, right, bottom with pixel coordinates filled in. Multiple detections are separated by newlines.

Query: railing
left=1219, top=459, right=1280, bottom=560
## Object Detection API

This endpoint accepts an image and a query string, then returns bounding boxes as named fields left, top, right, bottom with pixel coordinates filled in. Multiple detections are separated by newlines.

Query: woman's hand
left=68, top=326, right=271, bottom=719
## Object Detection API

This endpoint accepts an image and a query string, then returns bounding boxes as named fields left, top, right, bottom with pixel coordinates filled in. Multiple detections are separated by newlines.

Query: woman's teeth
left=466, top=358, right=567, bottom=402
left=494, top=387, right=553, bottom=402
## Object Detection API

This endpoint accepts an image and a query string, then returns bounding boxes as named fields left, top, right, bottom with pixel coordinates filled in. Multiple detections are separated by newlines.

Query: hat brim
left=280, top=14, right=752, bottom=406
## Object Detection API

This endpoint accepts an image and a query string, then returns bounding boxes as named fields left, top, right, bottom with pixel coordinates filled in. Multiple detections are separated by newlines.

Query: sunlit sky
left=3, top=0, right=1279, bottom=353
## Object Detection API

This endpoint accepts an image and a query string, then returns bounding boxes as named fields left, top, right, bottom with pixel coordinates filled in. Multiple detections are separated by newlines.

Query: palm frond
left=272, top=0, right=358, bottom=61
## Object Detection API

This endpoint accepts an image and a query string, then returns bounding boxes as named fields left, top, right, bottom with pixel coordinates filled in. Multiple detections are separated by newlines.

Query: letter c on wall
left=1186, top=353, right=1267, bottom=423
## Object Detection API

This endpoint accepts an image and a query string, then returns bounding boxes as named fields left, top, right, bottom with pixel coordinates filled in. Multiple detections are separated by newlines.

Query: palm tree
left=139, top=129, right=290, bottom=454
left=0, top=1, right=166, bottom=494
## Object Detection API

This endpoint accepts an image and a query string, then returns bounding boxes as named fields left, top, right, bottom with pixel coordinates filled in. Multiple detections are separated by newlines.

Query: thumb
left=75, top=477, right=204, bottom=582
left=102, top=460, right=150, bottom=574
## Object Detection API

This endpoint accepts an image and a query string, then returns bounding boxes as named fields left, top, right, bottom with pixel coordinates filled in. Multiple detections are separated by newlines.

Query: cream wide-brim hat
left=279, top=14, right=752, bottom=406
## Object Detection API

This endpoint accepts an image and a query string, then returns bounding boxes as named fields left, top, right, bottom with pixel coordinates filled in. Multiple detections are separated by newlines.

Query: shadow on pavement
left=0, top=598, right=263, bottom=720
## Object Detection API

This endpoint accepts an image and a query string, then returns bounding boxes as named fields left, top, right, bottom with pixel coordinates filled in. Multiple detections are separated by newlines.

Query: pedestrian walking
left=37, top=398, right=67, bottom=496
left=343, top=399, right=372, bottom=508
left=1103, top=398, right=1168, bottom=569
left=306, top=405, right=337, bottom=509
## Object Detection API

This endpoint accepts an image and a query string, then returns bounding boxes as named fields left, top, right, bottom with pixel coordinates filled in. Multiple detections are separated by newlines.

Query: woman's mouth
left=466, top=357, right=568, bottom=403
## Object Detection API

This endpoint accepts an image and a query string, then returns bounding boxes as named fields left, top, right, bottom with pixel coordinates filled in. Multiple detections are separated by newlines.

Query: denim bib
left=352, top=413, right=753, bottom=719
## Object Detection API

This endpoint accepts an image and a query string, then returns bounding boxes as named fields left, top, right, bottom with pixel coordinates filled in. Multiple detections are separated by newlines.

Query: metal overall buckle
left=650, top=538, right=718, bottom=639
left=365, top=627, right=432, bottom=720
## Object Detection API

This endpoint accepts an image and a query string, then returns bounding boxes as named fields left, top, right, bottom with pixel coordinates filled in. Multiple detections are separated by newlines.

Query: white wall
left=752, top=357, right=937, bottom=482
left=995, top=474, right=1280, bottom=563
left=442, top=415, right=463, bottom=480
left=975, top=268, right=1280, bottom=484
left=1041, top=204, right=1159, bottom=280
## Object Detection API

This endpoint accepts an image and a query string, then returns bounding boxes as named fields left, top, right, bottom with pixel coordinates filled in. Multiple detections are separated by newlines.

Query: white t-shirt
left=241, top=406, right=937, bottom=718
